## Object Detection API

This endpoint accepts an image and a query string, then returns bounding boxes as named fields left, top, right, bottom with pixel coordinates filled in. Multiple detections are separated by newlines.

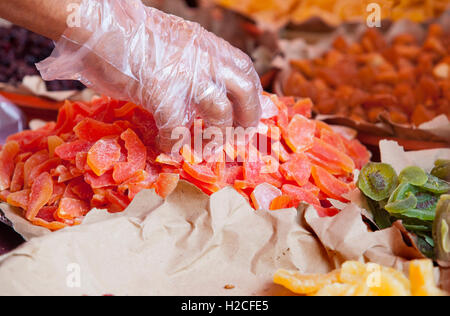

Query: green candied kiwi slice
left=387, top=183, right=438, bottom=221
left=358, top=163, right=398, bottom=201
left=399, top=166, right=428, bottom=186
left=385, top=191, right=417, bottom=213
left=419, top=174, right=450, bottom=194
left=433, top=195, right=450, bottom=263
left=431, top=160, right=450, bottom=181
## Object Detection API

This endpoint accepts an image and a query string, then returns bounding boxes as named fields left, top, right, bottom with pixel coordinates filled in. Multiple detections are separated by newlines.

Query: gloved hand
left=37, top=0, right=264, bottom=146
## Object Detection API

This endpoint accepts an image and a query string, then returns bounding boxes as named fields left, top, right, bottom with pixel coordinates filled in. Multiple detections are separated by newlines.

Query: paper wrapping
left=0, top=182, right=332, bottom=296
left=1, top=176, right=444, bottom=295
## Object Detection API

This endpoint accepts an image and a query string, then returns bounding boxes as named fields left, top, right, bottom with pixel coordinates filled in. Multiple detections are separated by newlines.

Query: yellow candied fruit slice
left=274, top=269, right=340, bottom=295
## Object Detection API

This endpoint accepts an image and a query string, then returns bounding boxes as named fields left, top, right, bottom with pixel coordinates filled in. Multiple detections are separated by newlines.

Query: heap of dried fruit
left=358, top=161, right=450, bottom=260
left=274, top=259, right=447, bottom=296
left=284, top=25, right=450, bottom=126
left=0, top=94, right=370, bottom=230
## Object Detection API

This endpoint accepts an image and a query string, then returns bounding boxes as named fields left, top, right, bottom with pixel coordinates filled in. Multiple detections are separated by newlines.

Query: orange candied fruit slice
left=26, top=172, right=53, bottom=220
left=113, top=129, right=147, bottom=183
left=154, top=173, right=180, bottom=198
left=284, top=114, right=316, bottom=153
left=87, top=137, right=122, bottom=177
left=0, top=141, right=20, bottom=191
left=311, top=165, right=351, bottom=203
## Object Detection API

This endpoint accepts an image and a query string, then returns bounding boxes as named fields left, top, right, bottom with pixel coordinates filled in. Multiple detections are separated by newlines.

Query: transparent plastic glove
left=37, top=0, right=263, bottom=147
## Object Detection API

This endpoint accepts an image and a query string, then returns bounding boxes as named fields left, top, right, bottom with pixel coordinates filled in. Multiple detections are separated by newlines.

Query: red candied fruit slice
left=182, top=162, right=219, bottom=185
left=341, top=137, right=371, bottom=170
left=307, top=137, right=355, bottom=174
left=48, top=135, right=64, bottom=158
left=311, top=165, right=351, bottom=203
left=154, top=173, right=180, bottom=198
left=251, top=183, right=282, bottom=210
left=28, top=158, right=61, bottom=187
left=84, top=171, right=116, bottom=189
left=114, top=102, right=138, bottom=118
left=105, top=189, right=130, bottom=213
left=87, top=137, right=122, bottom=176
left=113, top=129, right=147, bottom=183
left=281, top=184, right=321, bottom=209
left=26, top=172, right=53, bottom=220
left=55, top=140, right=92, bottom=161
left=288, top=98, right=313, bottom=119
left=74, top=118, right=124, bottom=142
left=284, top=114, right=316, bottom=153
left=0, top=141, right=20, bottom=191
left=23, top=150, right=49, bottom=188
left=6, top=189, right=30, bottom=210
left=33, top=205, right=67, bottom=231
left=279, top=153, right=312, bottom=187
left=320, top=129, right=346, bottom=153
left=57, top=198, right=90, bottom=220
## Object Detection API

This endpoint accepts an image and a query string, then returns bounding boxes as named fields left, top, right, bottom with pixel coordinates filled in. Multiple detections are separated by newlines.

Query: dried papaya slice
left=52, top=165, right=75, bottom=183
left=26, top=172, right=53, bottom=220
left=24, top=150, right=49, bottom=188
left=28, top=158, right=61, bottom=187
left=74, top=118, right=124, bottom=142
left=282, top=184, right=321, bottom=209
left=87, top=137, right=122, bottom=177
left=57, top=198, right=90, bottom=220
left=284, top=114, right=316, bottom=153
left=10, top=162, right=24, bottom=193
left=113, top=129, right=147, bottom=183
left=84, top=171, right=116, bottom=189
left=55, top=140, right=92, bottom=161
left=182, top=162, right=219, bottom=185
left=269, top=195, right=292, bottom=210
left=0, top=141, right=20, bottom=191
left=47, top=135, right=64, bottom=158
left=271, top=141, right=290, bottom=163
left=280, top=153, right=312, bottom=187
left=32, top=217, right=67, bottom=231
left=155, top=153, right=181, bottom=168
left=105, top=189, right=130, bottom=213
left=48, top=183, right=66, bottom=205
left=308, top=138, right=355, bottom=174
left=114, top=102, right=138, bottom=118
left=341, top=137, right=371, bottom=170
left=312, top=165, right=351, bottom=203
left=154, top=173, right=180, bottom=198
left=180, top=170, right=222, bottom=195
left=251, top=183, right=282, bottom=210
left=288, top=98, right=313, bottom=119
left=6, top=189, right=30, bottom=210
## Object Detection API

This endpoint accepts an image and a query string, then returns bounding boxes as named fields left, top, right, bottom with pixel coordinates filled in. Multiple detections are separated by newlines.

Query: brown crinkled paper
left=0, top=182, right=333, bottom=296
left=1, top=177, right=446, bottom=294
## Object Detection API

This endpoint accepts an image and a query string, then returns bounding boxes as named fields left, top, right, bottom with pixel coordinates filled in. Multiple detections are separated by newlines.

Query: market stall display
left=281, top=25, right=450, bottom=127
left=215, top=0, right=450, bottom=27
left=0, top=0, right=449, bottom=298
